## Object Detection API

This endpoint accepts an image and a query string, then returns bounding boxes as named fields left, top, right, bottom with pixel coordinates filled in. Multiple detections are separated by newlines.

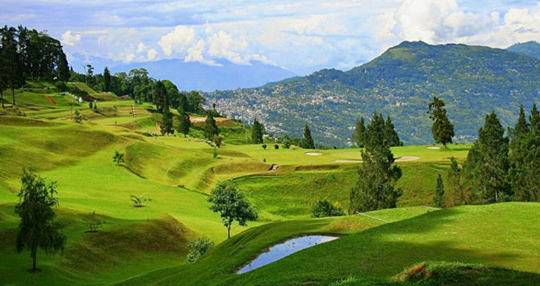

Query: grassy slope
left=0, top=83, right=536, bottom=286
left=121, top=203, right=540, bottom=286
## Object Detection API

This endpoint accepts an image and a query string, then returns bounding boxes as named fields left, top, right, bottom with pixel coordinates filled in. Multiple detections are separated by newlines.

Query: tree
left=384, top=116, right=402, bottom=147
left=349, top=112, right=402, bottom=213
left=311, top=199, right=345, bottom=218
left=251, top=118, right=264, bottom=144
left=56, top=52, right=70, bottom=82
left=465, top=111, right=511, bottom=204
left=112, top=150, right=125, bottom=165
left=509, top=105, right=531, bottom=201
left=208, top=182, right=258, bottom=239
left=427, top=96, right=455, bottom=148
left=205, top=113, right=219, bottom=141
left=154, top=81, right=168, bottom=114
left=1, top=26, right=25, bottom=107
left=301, top=124, right=315, bottom=149
left=447, top=157, right=464, bottom=206
left=352, top=118, right=367, bottom=148
left=176, top=108, right=191, bottom=138
left=433, top=173, right=446, bottom=207
left=103, top=67, right=111, bottom=92
left=73, top=109, right=82, bottom=124
left=15, top=169, right=66, bottom=272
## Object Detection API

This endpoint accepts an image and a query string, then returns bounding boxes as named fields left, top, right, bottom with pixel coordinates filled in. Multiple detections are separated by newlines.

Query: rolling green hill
left=205, top=41, right=540, bottom=147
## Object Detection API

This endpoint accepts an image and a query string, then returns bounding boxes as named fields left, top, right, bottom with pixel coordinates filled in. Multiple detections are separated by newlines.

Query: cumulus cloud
left=158, top=26, right=196, bottom=56
left=61, top=31, right=81, bottom=46
left=147, top=49, right=158, bottom=60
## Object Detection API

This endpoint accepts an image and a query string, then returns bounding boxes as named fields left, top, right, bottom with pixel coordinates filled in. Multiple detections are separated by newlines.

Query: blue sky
left=2, top=0, right=540, bottom=74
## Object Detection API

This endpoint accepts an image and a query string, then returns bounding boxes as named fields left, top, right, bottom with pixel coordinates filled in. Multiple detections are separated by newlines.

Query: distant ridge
left=205, top=42, right=540, bottom=147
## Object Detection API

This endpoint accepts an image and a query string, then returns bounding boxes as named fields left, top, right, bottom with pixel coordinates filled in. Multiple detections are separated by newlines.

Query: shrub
left=283, top=140, right=291, bottom=149
left=262, top=144, right=267, bottom=150
left=82, top=211, right=105, bottom=233
left=55, top=81, right=67, bottom=92
left=186, top=237, right=215, bottom=263
left=311, top=199, right=345, bottom=218
left=113, top=150, right=125, bottom=165
left=130, top=193, right=152, bottom=207
left=73, top=109, right=82, bottom=124
left=274, top=144, right=279, bottom=150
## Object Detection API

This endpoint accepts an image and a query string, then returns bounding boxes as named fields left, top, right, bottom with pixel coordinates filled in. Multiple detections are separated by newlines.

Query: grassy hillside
left=0, top=84, right=537, bottom=286
left=120, top=203, right=540, bottom=286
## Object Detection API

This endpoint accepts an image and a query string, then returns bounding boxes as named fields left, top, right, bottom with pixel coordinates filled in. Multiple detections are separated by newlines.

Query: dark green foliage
left=1, top=26, right=25, bottom=106
left=464, top=111, right=511, bottom=204
left=55, top=80, right=67, bottom=92
left=262, top=144, right=267, bottom=150
left=352, top=118, right=367, bottom=148
left=384, top=116, right=403, bottom=147
left=175, top=108, right=191, bottom=138
left=274, top=144, right=279, bottom=150
left=130, top=193, right=151, bottom=207
left=251, top=118, right=264, bottom=144
left=433, top=174, right=445, bottom=208
left=154, top=81, right=168, bottom=114
left=301, top=124, right=315, bottom=149
left=88, top=101, right=93, bottom=109
left=349, top=112, right=402, bottom=213
left=15, top=169, right=66, bottom=272
left=311, top=199, right=345, bottom=218
left=282, top=135, right=291, bottom=149
left=208, top=182, right=258, bottom=238
left=427, top=96, right=455, bottom=147
left=213, top=146, right=218, bottom=159
left=103, top=67, right=111, bottom=92
left=447, top=157, right=464, bottom=206
left=186, top=237, right=215, bottom=264
left=113, top=150, right=125, bottom=166
left=205, top=113, right=219, bottom=140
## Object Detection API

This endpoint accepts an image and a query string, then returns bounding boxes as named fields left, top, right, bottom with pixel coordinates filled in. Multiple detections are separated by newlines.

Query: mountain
left=68, top=54, right=296, bottom=92
left=204, top=41, right=540, bottom=147
left=507, top=41, right=540, bottom=60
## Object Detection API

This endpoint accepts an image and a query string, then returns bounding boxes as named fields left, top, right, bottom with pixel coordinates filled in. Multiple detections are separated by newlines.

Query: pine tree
left=427, top=96, right=455, bottom=148
left=465, top=111, right=511, bottom=204
left=530, top=103, right=540, bottom=134
left=103, top=67, right=111, bottom=92
left=302, top=124, right=315, bottom=149
left=352, top=118, right=366, bottom=148
left=160, top=93, right=173, bottom=135
left=349, top=112, right=402, bottom=213
left=509, top=105, right=531, bottom=201
left=251, top=119, right=264, bottom=144
left=447, top=157, right=464, bottom=206
left=205, top=113, right=219, bottom=141
left=176, top=108, right=191, bottom=138
left=433, top=173, right=446, bottom=207
left=384, top=116, right=402, bottom=147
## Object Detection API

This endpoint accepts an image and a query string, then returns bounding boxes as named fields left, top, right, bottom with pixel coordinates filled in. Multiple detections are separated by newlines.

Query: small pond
left=237, top=235, right=339, bottom=274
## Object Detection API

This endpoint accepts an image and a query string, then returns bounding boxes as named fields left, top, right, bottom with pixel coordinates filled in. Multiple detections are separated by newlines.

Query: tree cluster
left=448, top=104, right=540, bottom=206
left=352, top=114, right=402, bottom=148
left=349, top=112, right=403, bottom=213
left=0, top=25, right=69, bottom=108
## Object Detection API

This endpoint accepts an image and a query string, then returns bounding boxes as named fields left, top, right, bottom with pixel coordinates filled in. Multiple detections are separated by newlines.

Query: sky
left=2, top=0, right=540, bottom=75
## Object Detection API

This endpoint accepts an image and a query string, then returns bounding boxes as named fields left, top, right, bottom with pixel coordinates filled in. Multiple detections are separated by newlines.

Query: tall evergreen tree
left=465, top=111, right=511, bottom=204
left=153, top=81, right=167, bottom=114
left=352, top=118, right=367, bottom=148
left=509, top=105, right=531, bottom=201
left=427, top=96, right=455, bottom=148
left=349, top=112, right=402, bottom=213
left=205, top=113, right=219, bottom=141
left=56, top=51, right=70, bottom=82
left=103, top=67, right=111, bottom=92
left=251, top=119, right=264, bottom=144
left=160, top=94, right=173, bottom=136
left=384, top=116, right=402, bottom=147
left=530, top=103, right=540, bottom=134
left=433, top=173, right=446, bottom=208
left=0, top=26, right=25, bottom=107
left=447, top=157, right=464, bottom=206
left=176, top=108, right=191, bottom=138
left=302, top=124, right=315, bottom=149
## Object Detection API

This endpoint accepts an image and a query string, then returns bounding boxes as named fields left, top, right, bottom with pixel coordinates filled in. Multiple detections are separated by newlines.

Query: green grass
left=0, top=82, right=537, bottom=286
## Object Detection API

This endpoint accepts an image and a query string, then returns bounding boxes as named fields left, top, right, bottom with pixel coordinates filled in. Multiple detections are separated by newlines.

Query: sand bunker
left=334, top=159, right=362, bottom=163
left=305, top=152, right=323, bottom=156
left=427, top=146, right=441, bottom=150
left=395, top=156, right=421, bottom=162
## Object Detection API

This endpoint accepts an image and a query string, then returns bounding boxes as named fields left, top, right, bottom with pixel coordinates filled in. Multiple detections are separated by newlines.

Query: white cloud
left=147, top=48, right=158, bottom=60
left=61, top=31, right=81, bottom=46
left=185, top=40, right=219, bottom=66
left=158, top=25, right=196, bottom=56
left=137, top=42, right=147, bottom=53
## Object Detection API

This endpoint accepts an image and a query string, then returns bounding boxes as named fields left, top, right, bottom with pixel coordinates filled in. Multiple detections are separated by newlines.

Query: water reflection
left=237, top=235, right=339, bottom=274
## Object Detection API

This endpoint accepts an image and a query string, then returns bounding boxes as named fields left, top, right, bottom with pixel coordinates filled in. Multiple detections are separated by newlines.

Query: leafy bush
left=113, top=150, right=125, bottom=165
left=186, top=237, right=215, bottom=263
left=130, top=193, right=152, bottom=207
left=311, top=199, right=345, bottom=218
left=274, top=144, right=279, bottom=150
left=82, top=211, right=105, bottom=233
